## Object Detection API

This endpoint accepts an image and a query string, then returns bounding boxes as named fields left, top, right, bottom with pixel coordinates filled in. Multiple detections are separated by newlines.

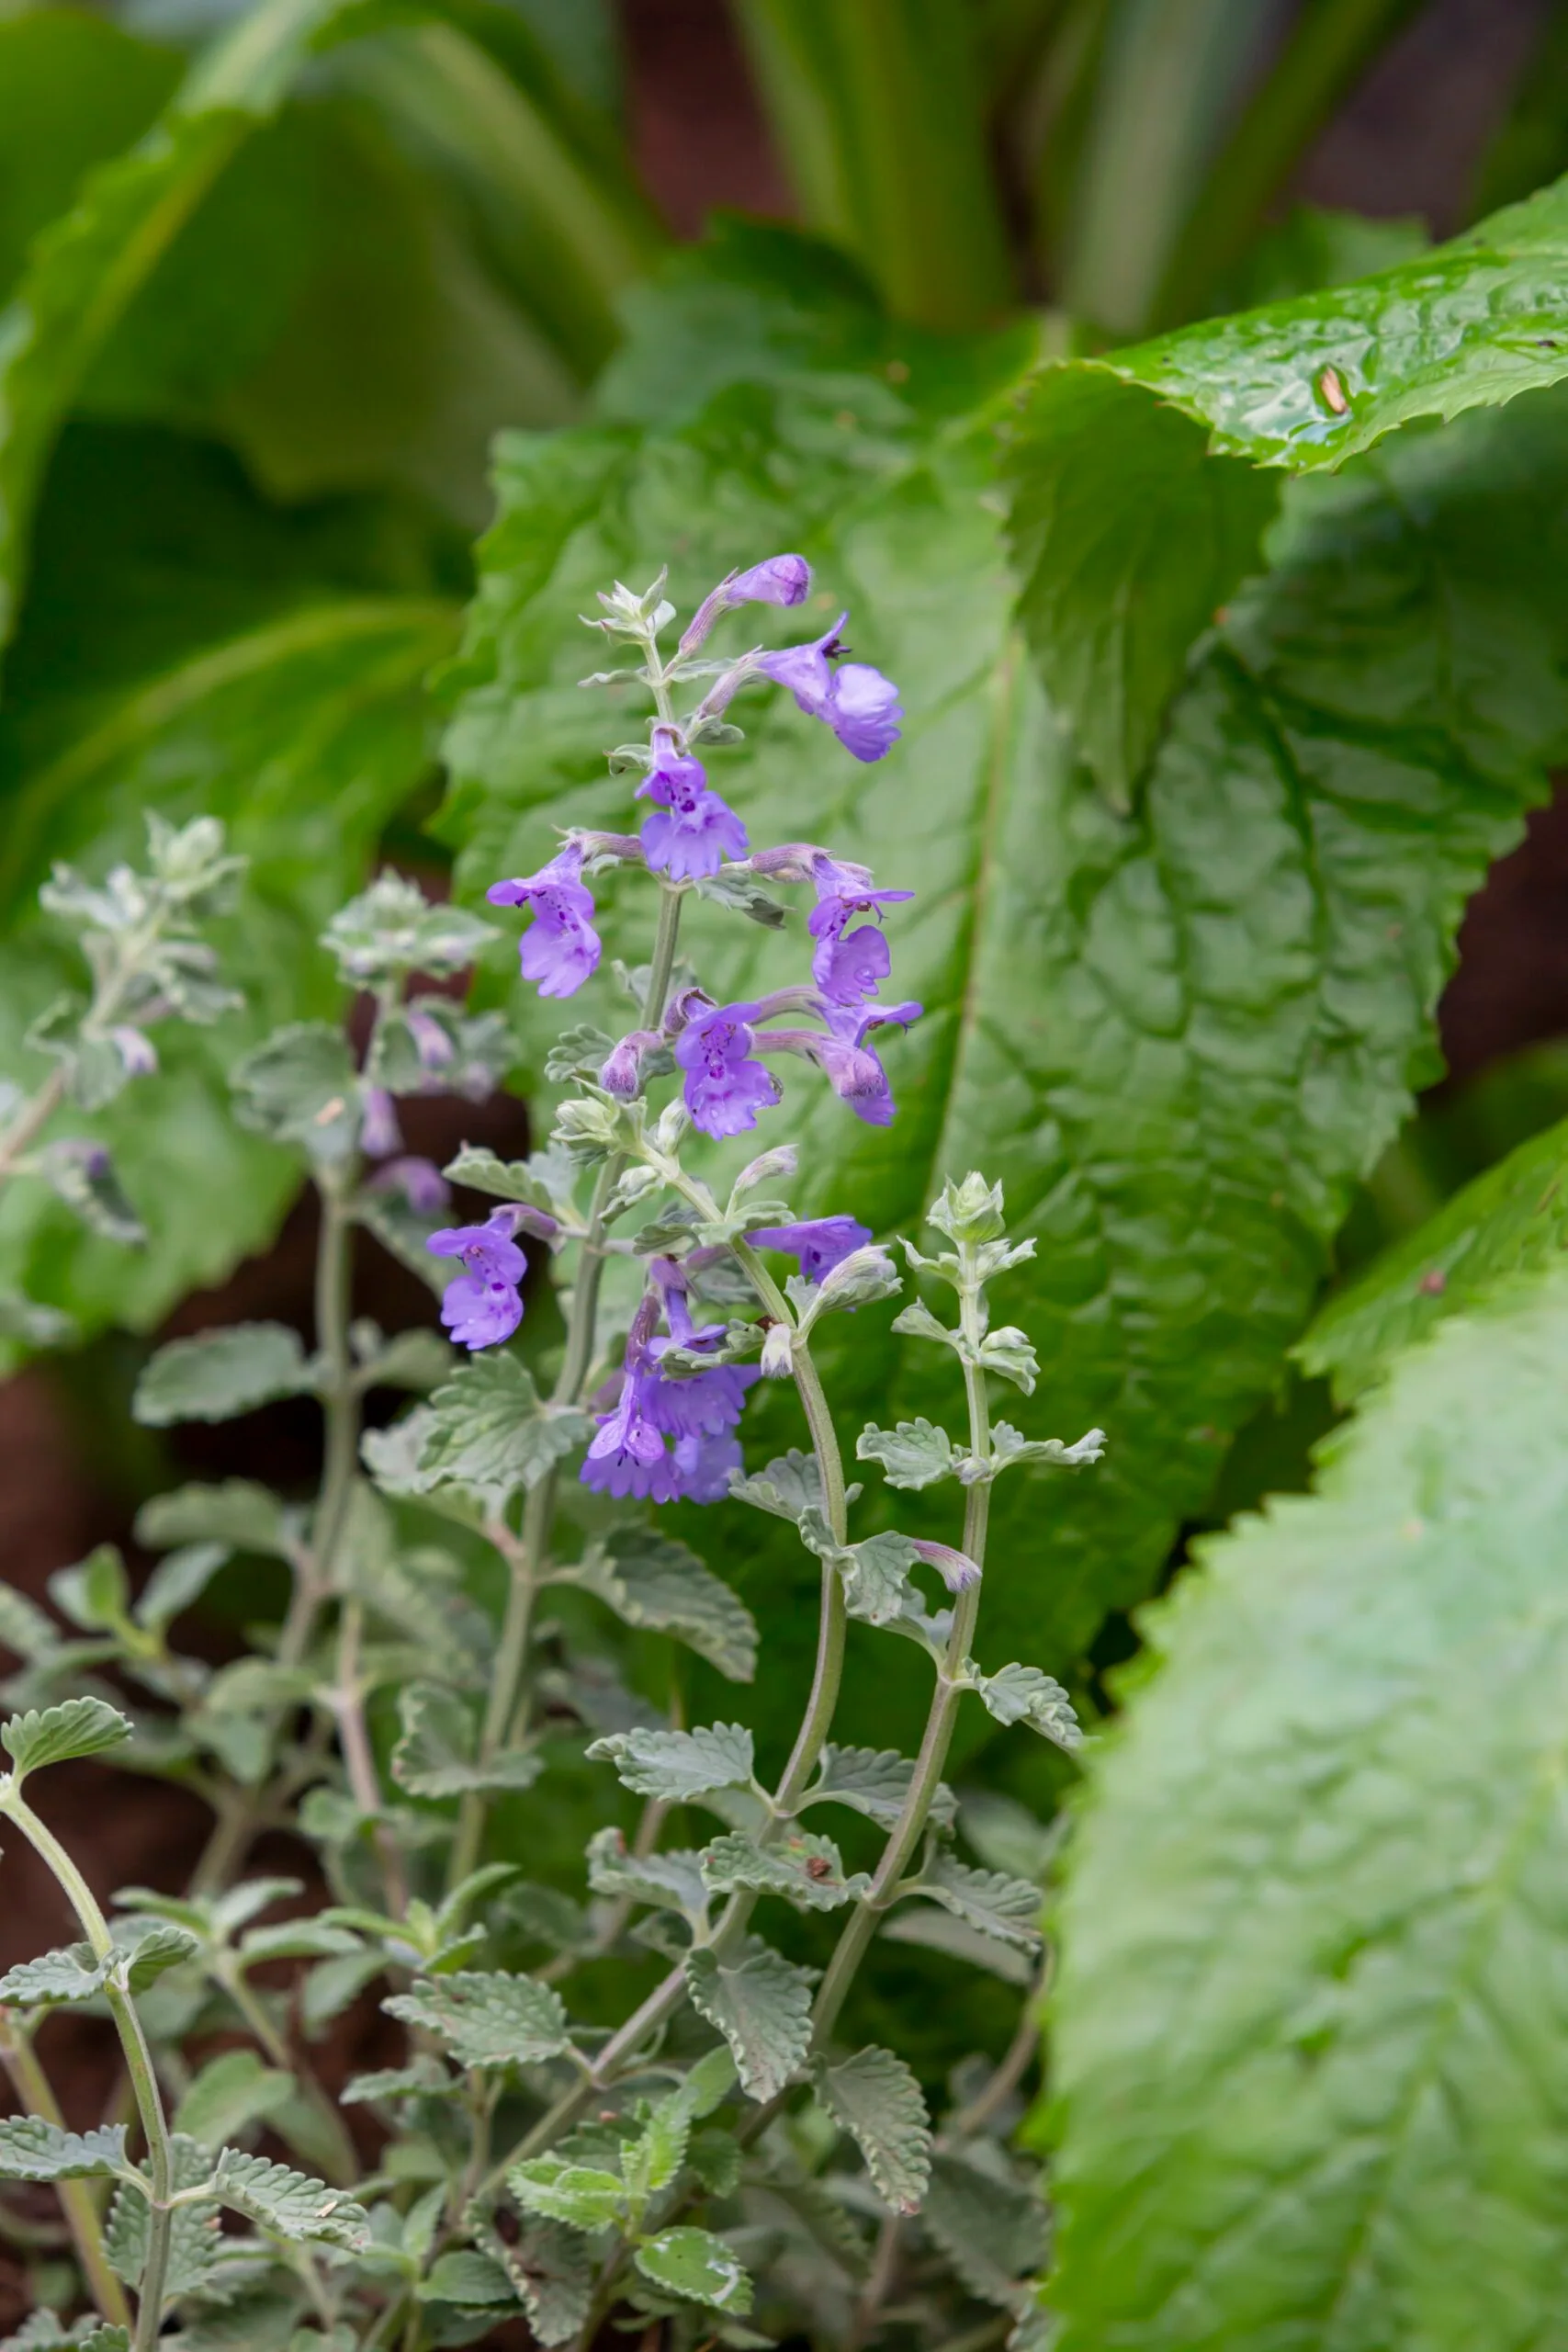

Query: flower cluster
left=430, top=555, right=922, bottom=1502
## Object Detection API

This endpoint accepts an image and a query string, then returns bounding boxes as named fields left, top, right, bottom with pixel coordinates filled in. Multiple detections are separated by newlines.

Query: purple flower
left=808, top=860, right=914, bottom=1002
left=756, top=616, right=902, bottom=764
left=405, top=1004, right=456, bottom=1070
left=361, top=1086, right=403, bottom=1158
left=746, top=1216, right=872, bottom=1284
left=370, top=1156, right=451, bottom=1215
left=637, top=728, right=749, bottom=880
left=679, top=554, right=811, bottom=655
left=809, top=1001, right=922, bottom=1127
left=674, top=1002, right=782, bottom=1138
left=600, top=1029, right=660, bottom=1101
left=910, top=1538, right=981, bottom=1593
left=427, top=1209, right=526, bottom=1349
left=488, top=845, right=600, bottom=999
left=580, top=1272, right=754, bottom=1504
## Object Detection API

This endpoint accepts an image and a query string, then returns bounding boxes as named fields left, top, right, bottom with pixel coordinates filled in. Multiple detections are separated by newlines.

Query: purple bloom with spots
left=427, top=1208, right=526, bottom=1348
left=674, top=1001, right=782, bottom=1138
left=679, top=554, right=811, bottom=655
left=756, top=616, right=902, bottom=764
left=808, top=857, right=914, bottom=1003
left=487, top=843, right=600, bottom=999
left=746, top=1216, right=873, bottom=1284
left=809, top=1000, right=923, bottom=1127
left=637, top=728, right=749, bottom=880
left=581, top=1272, right=754, bottom=1503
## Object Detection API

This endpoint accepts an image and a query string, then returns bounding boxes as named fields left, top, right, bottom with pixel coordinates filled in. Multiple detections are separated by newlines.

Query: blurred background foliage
left=3, top=0, right=1568, bottom=2107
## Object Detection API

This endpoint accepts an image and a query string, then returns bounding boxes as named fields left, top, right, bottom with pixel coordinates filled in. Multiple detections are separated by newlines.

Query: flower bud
left=760, top=1321, right=795, bottom=1380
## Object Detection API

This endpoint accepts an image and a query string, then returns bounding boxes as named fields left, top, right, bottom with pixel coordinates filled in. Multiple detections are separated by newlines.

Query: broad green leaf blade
left=0, top=2117, right=129, bottom=2182
left=856, top=1416, right=955, bottom=1490
left=390, top=1680, right=542, bottom=1800
left=919, top=2148, right=1046, bottom=2308
left=0, top=0, right=379, bottom=647
left=684, top=1943, right=815, bottom=2102
left=487, top=2216, right=592, bottom=2346
left=383, top=1972, right=572, bottom=2068
left=0, top=1943, right=108, bottom=2007
left=173, top=2050, right=294, bottom=2148
left=1298, top=1110, right=1568, bottom=1402
left=585, top=1826, right=710, bottom=1920
left=208, top=2147, right=368, bottom=2248
left=1007, top=369, right=1277, bottom=805
left=2, top=1696, right=131, bottom=1776
left=585, top=1723, right=755, bottom=1804
left=1034, top=173, right=1568, bottom=476
left=1049, top=1267, right=1568, bottom=2351
left=418, top=2249, right=516, bottom=2307
left=634, top=2225, right=753, bottom=2314
left=814, top=2046, right=931, bottom=2212
left=802, top=1743, right=957, bottom=1832
left=131, top=1322, right=313, bottom=1427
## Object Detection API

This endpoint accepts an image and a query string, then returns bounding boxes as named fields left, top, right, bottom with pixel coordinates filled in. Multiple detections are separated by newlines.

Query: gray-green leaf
left=2, top=1696, right=130, bottom=1776
left=815, top=2047, right=931, bottom=2212
left=415, top=1353, right=591, bottom=1508
left=0, top=2118, right=130, bottom=2182
left=856, top=1418, right=956, bottom=1490
left=383, top=1972, right=572, bottom=2069
left=970, top=1661, right=1082, bottom=1753
left=634, top=2226, right=752, bottom=2314
left=209, top=2147, right=369, bottom=2247
left=390, top=1681, right=541, bottom=1801
left=570, top=1528, right=757, bottom=1682
left=586, top=1722, right=755, bottom=1804
left=684, top=1944, right=814, bottom=2102
left=132, top=1324, right=312, bottom=1428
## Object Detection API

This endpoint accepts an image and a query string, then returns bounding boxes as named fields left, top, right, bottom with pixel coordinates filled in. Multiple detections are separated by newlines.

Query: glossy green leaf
left=1049, top=1266, right=1568, bottom=2352
left=635, top=2225, right=753, bottom=2314
left=1008, top=361, right=1278, bottom=807
left=0, top=0, right=383, bottom=648
left=1299, top=1110, right=1568, bottom=1402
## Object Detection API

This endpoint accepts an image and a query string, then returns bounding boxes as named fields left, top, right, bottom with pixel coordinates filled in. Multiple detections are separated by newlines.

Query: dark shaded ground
left=0, top=0, right=1563, bottom=2333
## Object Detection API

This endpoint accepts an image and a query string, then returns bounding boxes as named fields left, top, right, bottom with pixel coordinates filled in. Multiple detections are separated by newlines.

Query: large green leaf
left=1047, top=1265, right=1568, bottom=2352
left=1299, top=1110, right=1568, bottom=1403
left=438, top=289, right=1568, bottom=1756
left=0, top=0, right=359, bottom=645
left=1007, top=171, right=1568, bottom=797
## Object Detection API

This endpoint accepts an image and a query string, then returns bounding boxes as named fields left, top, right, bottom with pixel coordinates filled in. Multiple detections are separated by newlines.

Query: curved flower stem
left=0, top=2008, right=130, bottom=2329
left=809, top=1246, right=992, bottom=2049
left=3, top=1792, right=175, bottom=2351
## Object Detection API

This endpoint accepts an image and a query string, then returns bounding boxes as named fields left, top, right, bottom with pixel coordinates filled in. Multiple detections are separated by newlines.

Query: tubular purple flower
left=637, top=728, right=749, bottom=880
left=756, top=616, right=903, bottom=763
left=808, top=861, right=914, bottom=1004
left=600, top=1030, right=660, bottom=1100
left=427, top=1208, right=526, bottom=1349
left=369, top=1156, right=451, bottom=1215
left=809, top=1001, right=923, bottom=1127
left=487, top=844, right=601, bottom=999
left=674, top=1001, right=782, bottom=1138
left=644, top=1258, right=760, bottom=1435
left=750, top=843, right=874, bottom=889
left=581, top=1272, right=754, bottom=1503
left=361, top=1086, right=403, bottom=1159
left=405, top=1004, right=456, bottom=1070
left=910, top=1538, right=981, bottom=1593
left=746, top=1216, right=873, bottom=1284
left=679, top=553, right=811, bottom=656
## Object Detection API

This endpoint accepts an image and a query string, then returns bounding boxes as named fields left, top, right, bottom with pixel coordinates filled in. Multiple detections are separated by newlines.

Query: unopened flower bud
left=760, top=1322, right=795, bottom=1379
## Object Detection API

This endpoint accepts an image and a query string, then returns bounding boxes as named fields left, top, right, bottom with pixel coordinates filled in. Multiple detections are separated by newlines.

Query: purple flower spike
left=756, top=616, right=903, bottom=764
left=674, top=1001, right=783, bottom=1138
left=637, top=728, right=750, bottom=880
left=488, top=844, right=601, bottom=999
left=581, top=1270, right=754, bottom=1503
left=427, top=1208, right=526, bottom=1349
left=747, top=1216, right=873, bottom=1284
left=679, top=554, right=811, bottom=655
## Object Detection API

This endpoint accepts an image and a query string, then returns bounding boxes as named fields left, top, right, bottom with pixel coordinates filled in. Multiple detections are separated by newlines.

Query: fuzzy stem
left=449, top=883, right=686, bottom=1890
left=810, top=1247, right=992, bottom=2049
left=4, top=1793, right=174, bottom=2351
left=0, top=2010, right=131, bottom=2329
left=216, top=1962, right=359, bottom=2188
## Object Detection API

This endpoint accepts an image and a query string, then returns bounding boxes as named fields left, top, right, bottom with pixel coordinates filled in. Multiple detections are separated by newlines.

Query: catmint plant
left=0, top=562, right=1102, bottom=2352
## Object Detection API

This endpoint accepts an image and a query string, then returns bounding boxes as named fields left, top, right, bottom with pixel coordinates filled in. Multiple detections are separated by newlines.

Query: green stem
left=448, top=881, right=687, bottom=1892
left=219, top=1964, right=359, bottom=2188
left=0, top=2010, right=131, bottom=2328
left=810, top=1250, right=992, bottom=2049
left=4, top=1794, right=174, bottom=2351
